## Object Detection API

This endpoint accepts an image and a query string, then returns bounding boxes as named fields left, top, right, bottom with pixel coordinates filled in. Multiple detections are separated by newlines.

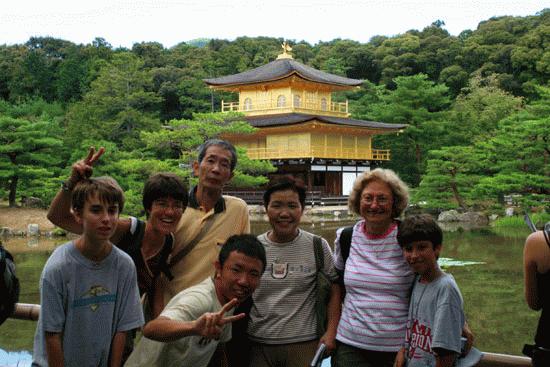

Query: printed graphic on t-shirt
left=271, top=262, right=288, bottom=278
left=268, top=262, right=315, bottom=279
left=72, top=285, right=116, bottom=311
left=407, top=318, right=433, bottom=360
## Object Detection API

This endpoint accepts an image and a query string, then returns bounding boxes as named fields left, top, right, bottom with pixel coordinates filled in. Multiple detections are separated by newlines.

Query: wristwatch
left=61, top=180, right=75, bottom=192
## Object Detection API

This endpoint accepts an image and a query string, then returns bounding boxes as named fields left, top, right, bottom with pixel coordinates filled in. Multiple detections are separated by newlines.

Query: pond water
left=0, top=221, right=537, bottom=365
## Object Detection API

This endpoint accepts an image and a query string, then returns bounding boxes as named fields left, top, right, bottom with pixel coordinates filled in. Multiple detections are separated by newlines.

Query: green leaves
left=0, top=114, right=63, bottom=206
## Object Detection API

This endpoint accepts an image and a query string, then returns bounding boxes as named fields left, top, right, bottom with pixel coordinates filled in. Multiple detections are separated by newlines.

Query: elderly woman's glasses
left=361, top=195, right=391, bottom=205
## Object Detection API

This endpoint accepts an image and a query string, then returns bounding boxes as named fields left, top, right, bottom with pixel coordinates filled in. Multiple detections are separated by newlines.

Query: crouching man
left=125, top=234, right=266, bottom=367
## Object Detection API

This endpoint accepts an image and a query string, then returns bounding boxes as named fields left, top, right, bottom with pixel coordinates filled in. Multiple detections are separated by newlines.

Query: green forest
left=0, top=10, right=548, bottom=216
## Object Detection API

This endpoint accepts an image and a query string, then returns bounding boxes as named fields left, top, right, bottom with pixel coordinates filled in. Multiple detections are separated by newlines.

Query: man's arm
left=143, top=298, right=245, bottom=342
left=109, top=331, right=127, bottom=367
left=143, top=316, right=199, bottom=342
left=319, top=283, right=342, bottom=354
left=45, top=331, right=64, bottom=367
left=434, top=348, right=458, bottom=367
left=524, top=231, right=545, bottom=310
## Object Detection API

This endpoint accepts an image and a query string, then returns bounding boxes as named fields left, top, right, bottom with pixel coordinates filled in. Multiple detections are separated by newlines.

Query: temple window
left=293, top=94, right=301, bottom=107
left=321, top=98, right=327, bottom=111
left=277, top=95, right=286, bottom=107
left=244, top=98, right=252, bottom=111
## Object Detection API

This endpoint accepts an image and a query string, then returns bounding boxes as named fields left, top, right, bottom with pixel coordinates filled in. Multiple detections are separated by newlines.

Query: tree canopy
left=0, top=9, right=548, bottom=214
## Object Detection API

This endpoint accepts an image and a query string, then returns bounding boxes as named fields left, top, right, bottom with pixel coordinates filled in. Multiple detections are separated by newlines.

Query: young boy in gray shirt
left=32, top=177, right=144, bottom=367
left=394, top=214, right=465, bottom=367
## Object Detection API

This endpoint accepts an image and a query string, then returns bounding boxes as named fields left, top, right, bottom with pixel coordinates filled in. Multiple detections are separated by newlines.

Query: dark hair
left=397, top=214, right=443, bottom=249
left=142, top=172, right=188, bottom=217
left=219, top=234, right=266, bottom=273
left=71, top=176, right=125, bottom=213
left=197, top=139, right=237, bottom=172
left=263, top=176, right=306, bottom=209
left=0, top=244, right=19, bottom=325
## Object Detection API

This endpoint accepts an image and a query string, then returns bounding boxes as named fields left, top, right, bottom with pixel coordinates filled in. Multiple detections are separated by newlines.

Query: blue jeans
left=331, top=341, right=396, bottom=367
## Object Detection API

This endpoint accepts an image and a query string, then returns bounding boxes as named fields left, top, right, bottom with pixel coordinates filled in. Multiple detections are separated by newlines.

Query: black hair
left=397, top=214, right=443, bottom=249
left=197, top=139, right=238, bottom=172
left=142, top=172, right=188, bottom=217
left=0, top=244, right=19, bottom=325
left=263, top=176, right=306, bottom=209
left=218, top=234, right=267, bottom=273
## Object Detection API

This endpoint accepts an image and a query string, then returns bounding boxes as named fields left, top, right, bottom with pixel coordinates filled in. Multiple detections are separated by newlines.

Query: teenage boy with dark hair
left=394, top=214, right=465, bottom=367
left=32, top=177, right=144, bottom=367
left=125, top=234, right=266, bottom=367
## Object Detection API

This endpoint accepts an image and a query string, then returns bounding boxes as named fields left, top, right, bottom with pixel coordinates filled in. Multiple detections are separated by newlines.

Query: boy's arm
left=393, top=347, right=406, bottom=367
left=45, top=332, right=64, bottom=367
left=109, top=331, right=127, bottom=367
left=434, top=348, right=458, bottom=367
left=461, top=320, right=474, bottom=355
left=319, top=283, right=342, bottom=354
left=143, top=298, right=244, bottom=342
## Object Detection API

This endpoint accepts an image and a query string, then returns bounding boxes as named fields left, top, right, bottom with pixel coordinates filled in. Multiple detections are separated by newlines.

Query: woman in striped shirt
left=332, top=168, right=414, bottom=367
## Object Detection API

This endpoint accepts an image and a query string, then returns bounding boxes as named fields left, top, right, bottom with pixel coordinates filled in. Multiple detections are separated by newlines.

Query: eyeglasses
left=361, top=195, right=391, bottom=205
left=152, top=200, right=185, bottom=211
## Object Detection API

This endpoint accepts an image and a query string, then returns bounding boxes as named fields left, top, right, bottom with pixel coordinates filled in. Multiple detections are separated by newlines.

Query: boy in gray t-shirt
left=32, top=177, right=144, bottom=367
left=395, top=214, right=465, bottom=367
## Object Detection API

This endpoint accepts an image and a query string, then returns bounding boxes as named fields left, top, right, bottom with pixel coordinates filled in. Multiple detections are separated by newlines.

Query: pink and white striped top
left=334, top=220, right=414, bottom=352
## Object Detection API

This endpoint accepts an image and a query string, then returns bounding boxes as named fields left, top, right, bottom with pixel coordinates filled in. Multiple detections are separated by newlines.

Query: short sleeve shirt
left=125, top=277, right=232, bottom=367
left=32, top=241, right=144, bottom=367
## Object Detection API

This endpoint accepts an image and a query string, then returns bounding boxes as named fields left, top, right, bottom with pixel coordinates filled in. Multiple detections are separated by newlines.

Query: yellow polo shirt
left=164, top=188, right=250, bottom=303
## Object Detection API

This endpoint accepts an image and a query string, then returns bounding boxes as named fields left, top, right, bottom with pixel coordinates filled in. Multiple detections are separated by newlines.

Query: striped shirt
left=248, top=229, right=338, bottom=344
left=334, top=220, right=414, bottom=352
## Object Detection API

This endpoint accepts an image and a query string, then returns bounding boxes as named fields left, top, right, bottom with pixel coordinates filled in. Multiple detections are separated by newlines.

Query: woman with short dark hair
left=246, top=176, right=342, bottom=367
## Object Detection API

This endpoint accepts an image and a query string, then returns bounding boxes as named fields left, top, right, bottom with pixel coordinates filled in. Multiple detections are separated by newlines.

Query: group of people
left=19, top=138, right=545, bottom=367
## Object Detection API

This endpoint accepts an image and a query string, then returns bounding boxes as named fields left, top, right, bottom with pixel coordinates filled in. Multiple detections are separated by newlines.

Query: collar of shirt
left=188, top=185, right=226, bottom=213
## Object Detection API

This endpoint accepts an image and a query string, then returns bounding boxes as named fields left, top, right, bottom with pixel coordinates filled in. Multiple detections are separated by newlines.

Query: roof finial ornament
left=277, top=41, right=293, bottom=60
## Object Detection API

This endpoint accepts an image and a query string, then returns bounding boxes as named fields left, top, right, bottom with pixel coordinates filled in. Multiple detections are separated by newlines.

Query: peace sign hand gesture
left=193, top=298, right=245, bottom=340
left=67, top=147, right=105, bottom=188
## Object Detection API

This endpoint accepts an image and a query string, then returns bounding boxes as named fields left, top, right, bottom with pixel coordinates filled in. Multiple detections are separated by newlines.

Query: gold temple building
left=204, top=43, right=406, bottom=196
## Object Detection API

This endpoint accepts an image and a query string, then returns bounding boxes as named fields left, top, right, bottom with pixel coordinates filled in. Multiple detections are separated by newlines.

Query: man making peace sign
left=125, top=234, right=266, bottom=367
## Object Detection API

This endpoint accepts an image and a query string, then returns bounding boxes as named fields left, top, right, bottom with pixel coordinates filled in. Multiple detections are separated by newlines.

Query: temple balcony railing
left=221, top=99, right=349, bottom=117
left=244, top=145, right=390, bottom=161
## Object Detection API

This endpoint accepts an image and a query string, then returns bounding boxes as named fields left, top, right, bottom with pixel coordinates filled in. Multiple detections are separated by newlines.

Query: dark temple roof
left=204, top=58, right=363, bottom=87
left=245, top=113, right=407, bottom=130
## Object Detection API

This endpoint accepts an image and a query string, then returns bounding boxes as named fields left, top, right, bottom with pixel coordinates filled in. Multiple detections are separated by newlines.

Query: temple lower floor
left=267, top=158, right=379, bottom=196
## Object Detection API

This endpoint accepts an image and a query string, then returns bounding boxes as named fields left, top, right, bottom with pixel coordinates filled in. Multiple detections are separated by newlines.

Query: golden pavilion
left=204, top=43, right=406, bottom=196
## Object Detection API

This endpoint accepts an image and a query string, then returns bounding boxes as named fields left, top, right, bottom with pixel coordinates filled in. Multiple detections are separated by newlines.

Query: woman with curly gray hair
left=331, top=168, right=413, bottom=367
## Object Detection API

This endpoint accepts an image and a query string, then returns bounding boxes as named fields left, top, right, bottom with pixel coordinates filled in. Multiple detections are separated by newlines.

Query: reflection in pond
left=0, top=223, right=536, bottom=363
left=0, top=349, right=32, bottom=367
left=438, top=257, right=486, bottom=267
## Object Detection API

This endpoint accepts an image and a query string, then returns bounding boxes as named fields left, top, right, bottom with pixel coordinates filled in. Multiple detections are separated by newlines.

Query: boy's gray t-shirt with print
left=405, top=273, right=464, bottom=367
left=32, top=241, right=144, bottom=367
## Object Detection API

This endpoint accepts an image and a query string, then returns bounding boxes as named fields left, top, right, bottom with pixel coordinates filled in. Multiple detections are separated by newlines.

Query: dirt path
left=0, top=206, right=55, bottom=231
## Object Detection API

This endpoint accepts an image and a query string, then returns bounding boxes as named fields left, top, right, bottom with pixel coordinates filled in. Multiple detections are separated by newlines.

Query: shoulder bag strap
left=168, top=215, right=217, bottom=269
left=313, top=235, right=324, bottom=272
left=157, top=234, right=175, bottom=280
left=340, top=226, right=354, bottom=265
